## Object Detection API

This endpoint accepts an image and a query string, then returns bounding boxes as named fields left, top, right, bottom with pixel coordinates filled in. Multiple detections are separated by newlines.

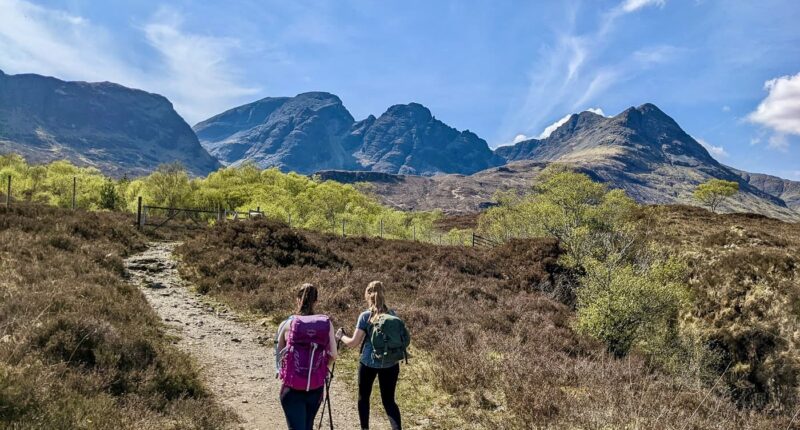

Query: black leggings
left=280, top=385, right=324, bottom=430
left=358, top=363, right=401, bottom=430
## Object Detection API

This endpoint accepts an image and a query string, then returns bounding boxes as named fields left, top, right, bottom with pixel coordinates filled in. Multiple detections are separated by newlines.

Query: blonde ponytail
left=365, top=281, right=388, bottom=323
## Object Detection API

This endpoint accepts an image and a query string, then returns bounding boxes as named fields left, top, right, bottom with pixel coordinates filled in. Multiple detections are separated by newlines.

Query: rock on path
left=125, top=242, right=385, bottom=430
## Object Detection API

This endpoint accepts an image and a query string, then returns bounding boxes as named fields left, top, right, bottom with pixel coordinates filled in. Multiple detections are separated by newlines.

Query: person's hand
left=335, top=327, right=345, bottom=341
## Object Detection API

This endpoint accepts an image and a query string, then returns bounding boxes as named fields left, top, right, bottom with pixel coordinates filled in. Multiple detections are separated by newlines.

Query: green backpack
left=369, top=313, right=411, bottom=364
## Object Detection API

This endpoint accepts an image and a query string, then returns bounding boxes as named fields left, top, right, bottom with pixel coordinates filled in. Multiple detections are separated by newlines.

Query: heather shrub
left=176, top=216, right=795, bottom=428
left=0, top=204, right=233, bottom=428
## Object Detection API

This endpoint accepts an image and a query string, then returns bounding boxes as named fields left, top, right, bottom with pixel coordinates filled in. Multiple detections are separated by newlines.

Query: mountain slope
left=194, top=95, right=502, bottom=175
left=0, top=70, right=220, bottom=177
left=350, top=103, right=503, bottom=175
left=730, top=167, right=800, bottom=211
left=493, top=104, right=798, bottom=220
left=193, top=92, right=357, bottom=173
left=322, top=104, right=798, bottom=221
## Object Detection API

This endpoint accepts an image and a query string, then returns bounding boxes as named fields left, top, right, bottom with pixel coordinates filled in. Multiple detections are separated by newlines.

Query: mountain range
left=193, top=93, right=503, bottom=175
left=0, top=70, right=219, bottom=176
left=0, top=71, right=797, bottom=220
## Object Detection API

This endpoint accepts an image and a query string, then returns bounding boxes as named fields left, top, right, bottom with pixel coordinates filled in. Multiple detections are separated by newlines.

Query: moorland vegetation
left=0, top=204, right=234, bottom=428
left=2, top=154, right=798, bottom=428
left=176, top=168, right=799, bottom=428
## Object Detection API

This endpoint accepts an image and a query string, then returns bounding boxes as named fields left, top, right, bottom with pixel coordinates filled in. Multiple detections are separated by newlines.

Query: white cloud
left=748, top=72, right=800, bottom=136
left=586, top=107, right=607, bottom=116
left=621, top=0, right=666, bottom=13
left=500, top=0, right=672, bottom=141
left=512, top=134, right=530, bottom=144
left=722, top=105, right=731, bottom=112
left=493, top=133, right=534, bottom=148
left=632, top=45, right=682, bottom=65
left=142, top=8, right=258, bottom=123
left=0, top=0, right=258, bottom=124
left=694, top=136, right=729, bottom=158
left=539, top=113, right=574, bottom=139
left=768, top=134, right=789, bottom=152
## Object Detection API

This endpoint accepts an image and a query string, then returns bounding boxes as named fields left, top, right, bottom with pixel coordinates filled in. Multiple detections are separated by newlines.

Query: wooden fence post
left=136, top=196, right=143, bottom=229
left=380, top=219, right=384, bottom=239
left=72, top=176, right=77, bottom=210
left=5, top=175, right=10, bottom=208
left=342, top=219, right=346, bottom=238
left=471, top=232, right=475, bottom=247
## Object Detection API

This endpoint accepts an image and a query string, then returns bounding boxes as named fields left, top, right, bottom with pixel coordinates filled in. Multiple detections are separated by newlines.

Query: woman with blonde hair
left=336, top=281, right=410, bottom=430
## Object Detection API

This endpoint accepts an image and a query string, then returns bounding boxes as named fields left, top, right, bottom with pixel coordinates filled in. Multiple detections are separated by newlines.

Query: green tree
left=478, top=165, right=641, bottom=270
left=478, top=165, right=692, bottom=359
left=141, top=162, right=193, bottom=208
left=576, top=255, right=690, bottom=358
left=99, top=180, right=120, bottom=210
left=693, top=179, right=739, bottom=213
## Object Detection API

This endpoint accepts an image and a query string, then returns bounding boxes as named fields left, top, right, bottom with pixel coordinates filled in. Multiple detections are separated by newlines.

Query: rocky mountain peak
left=0, top=71, right=220, bottom=177
left=383, top=102, right=434, bottom=122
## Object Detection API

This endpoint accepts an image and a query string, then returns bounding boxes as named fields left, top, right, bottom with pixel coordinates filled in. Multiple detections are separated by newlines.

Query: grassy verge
left=0, top=204, right=234, bottom=429
left=176, top=216, right=796, bottom=428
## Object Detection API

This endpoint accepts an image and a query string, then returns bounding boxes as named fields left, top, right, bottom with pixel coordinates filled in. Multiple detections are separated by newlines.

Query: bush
left=575, top=257, right=690, bottom=358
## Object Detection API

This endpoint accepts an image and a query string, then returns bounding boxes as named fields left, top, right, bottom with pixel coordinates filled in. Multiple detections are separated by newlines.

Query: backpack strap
left=274, top=316, right=293, bottom=378
left=359, top=311, right=372, bottom=354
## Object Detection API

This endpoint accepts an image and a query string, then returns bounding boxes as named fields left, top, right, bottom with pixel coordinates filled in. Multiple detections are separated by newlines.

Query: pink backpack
left=279, top=315, right=331, bottom=391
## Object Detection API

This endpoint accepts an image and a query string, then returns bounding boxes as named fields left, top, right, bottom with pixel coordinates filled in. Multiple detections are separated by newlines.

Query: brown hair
left=365, top=281, right=388, bottom=323
left=296, top=283, right=318, bottom=316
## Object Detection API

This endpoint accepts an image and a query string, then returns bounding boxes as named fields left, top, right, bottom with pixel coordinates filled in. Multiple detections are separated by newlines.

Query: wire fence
left=134, top=198, right=497, bottom=247
left=2, top=174, right=80, bottom=209
left=2, top=174, right=499, bottom=248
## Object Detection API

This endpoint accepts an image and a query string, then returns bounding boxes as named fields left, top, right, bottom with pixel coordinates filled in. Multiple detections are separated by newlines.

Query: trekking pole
left=317, top=340, right=341, bottom=430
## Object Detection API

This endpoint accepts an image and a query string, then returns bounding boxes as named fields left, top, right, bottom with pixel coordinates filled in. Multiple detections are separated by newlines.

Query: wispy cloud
left=768, top=134, right=790, bottom=152
left=499, top=0, right=672, bottom=145
left=694, top=136, right=729, bottom=158
left=0, top=0, right=258, bottom=124
left=586, top=107, right=607, bottom=116
left=537, top=107, right=607, bottom=139
left=142, top=7, right=258, bottom=123
left=621, top=0, right=666, bottom=13
left=539, top=113, right=574, bottom=139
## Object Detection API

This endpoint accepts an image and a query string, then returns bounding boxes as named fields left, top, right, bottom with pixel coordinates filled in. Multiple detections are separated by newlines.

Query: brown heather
left=177, top=214, right=797, bottom=429
left=645, top=205, right=800, bottom=414
left=0, top=204, right=233, bottom=429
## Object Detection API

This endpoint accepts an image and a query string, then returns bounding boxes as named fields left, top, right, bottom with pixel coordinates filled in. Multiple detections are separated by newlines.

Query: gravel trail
left=125, top=242, right=383, bottom=430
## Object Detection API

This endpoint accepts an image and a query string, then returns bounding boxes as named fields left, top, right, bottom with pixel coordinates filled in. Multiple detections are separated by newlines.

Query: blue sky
left=1, top=0, right=798, bottom=179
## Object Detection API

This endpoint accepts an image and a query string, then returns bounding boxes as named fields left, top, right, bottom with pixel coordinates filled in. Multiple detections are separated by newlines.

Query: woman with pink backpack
left=275, top=283, right=338, bottom=430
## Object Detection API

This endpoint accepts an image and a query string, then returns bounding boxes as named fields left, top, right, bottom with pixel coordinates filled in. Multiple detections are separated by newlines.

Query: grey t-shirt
left=357, top=310, right=398, bottom=369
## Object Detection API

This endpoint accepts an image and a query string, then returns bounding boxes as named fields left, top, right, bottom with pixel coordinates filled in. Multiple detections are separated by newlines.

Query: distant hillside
left=0, top=70, right=220, bottom=177
left=729, top=167, right=800, bottom=211
left=320, top=104, right=799, bottom=221
left=194, top=93, right=502, bottom=175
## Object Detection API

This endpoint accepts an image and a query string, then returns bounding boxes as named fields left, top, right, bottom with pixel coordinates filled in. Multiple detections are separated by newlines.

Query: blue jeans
left=280, top=385, right=324, bottom=430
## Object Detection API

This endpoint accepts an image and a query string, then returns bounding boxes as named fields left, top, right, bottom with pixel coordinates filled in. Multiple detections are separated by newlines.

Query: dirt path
left=126, top=242, right=384, bottom=430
